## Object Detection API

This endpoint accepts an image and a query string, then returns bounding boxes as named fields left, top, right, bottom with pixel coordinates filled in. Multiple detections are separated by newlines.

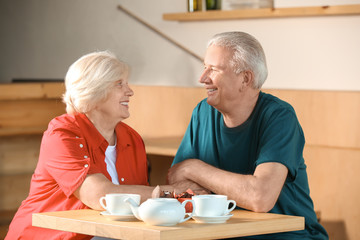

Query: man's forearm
left=172, top=160, right=287, bottom=213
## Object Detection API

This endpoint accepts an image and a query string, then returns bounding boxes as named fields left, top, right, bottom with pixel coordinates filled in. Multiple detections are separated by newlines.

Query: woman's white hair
left=207, top=32, right=268, bottom=89
left=62, top=51, right=129, bottom=114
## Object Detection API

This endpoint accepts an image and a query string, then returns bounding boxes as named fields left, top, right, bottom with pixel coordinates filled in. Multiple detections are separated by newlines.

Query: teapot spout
left=124, top=197, right=141, bottom=220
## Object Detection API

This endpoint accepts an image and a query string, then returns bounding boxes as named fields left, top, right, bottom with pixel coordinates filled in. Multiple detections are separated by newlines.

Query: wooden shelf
left=163, top=4, right=360, bottom=21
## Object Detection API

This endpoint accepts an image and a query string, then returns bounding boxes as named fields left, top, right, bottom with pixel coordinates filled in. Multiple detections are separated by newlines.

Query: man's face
left=199, top=45, right=244, bottom=112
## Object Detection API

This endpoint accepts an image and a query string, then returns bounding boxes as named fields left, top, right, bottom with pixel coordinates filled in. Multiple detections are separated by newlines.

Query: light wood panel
left=0, top=210, right=17, bottom=239
left=0, top=99, right=65, bottom=136
left=124, top=85, right=206, bottom=138
left=3, top=84, right=359, bottom=150
left=0, top=82, right=64, bottom=101
left=143, top=137, right=181, bottom=156
left=0, top=174, right=32, bottom=210
left=0, top=83, right=65, bottom=212
left=123, top=86, right=360, bottom=240
left=264, top=89, right=360, bottom=149
left=1, top=83, right=359, bottom=239
left=304, top=145, right=360, bottom=240
left=0, top=83, right=66, bottom=136
left=147, top=154, right=173, bottom=186
left=126, top=87, right=360, bottom=150
left=163, top=4, right=360, bottom=21
left=0, top=136, right=38, bottom=210
left=0, top=135, right=41, bottom=175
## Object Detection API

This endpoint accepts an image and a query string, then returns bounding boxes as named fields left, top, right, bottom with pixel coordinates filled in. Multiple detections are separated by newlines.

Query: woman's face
left=94, top=78, right=134, bottom=123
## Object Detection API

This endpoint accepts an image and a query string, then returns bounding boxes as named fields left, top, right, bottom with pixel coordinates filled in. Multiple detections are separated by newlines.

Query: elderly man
left=168, top=32, right=328, bottom=240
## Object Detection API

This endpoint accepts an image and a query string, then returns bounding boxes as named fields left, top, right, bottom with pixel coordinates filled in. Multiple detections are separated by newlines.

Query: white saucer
left=100, top=211, right=137, bottom=221
left=192, top=214, right=233, bottom=224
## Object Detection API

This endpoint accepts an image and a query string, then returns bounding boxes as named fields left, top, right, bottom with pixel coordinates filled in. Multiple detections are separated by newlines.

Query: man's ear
left=242, top=70, right=254, bottom=87
left=239, top=70, right=254, bottom=92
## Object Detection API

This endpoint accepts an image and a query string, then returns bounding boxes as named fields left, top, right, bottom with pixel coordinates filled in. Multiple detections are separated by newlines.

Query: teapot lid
left=149, top=198, right=178, bottom=202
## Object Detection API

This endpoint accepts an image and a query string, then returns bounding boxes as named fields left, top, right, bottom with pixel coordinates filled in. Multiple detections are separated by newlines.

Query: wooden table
left=32, top=209, right=304, bottom=239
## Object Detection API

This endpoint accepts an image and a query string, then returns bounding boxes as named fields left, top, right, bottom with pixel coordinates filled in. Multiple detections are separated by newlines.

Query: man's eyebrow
left=207, top=63, right=225, bottom=70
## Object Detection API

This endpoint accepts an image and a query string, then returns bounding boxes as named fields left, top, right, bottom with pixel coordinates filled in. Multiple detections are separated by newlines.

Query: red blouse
left=5, top=113, right=148, bottom=240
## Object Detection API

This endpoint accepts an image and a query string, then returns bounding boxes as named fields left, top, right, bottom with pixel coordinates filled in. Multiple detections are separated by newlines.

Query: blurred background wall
left=1, top=1, right=360, bottom=239
left=0, top=0, right=360, bottom=90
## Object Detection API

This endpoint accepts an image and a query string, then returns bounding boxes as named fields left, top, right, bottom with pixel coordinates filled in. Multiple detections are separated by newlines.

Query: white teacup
left=99, top=193, right=140, bottom=215
left=192, top=194, right=236, bottom=217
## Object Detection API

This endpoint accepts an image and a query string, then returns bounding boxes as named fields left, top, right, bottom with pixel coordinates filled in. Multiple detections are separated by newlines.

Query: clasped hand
left=167, top=159, right=210, bottom=195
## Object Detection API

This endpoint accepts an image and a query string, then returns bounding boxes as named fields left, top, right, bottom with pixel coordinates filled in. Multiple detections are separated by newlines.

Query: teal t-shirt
left=173, top=92, right=328, bottom=240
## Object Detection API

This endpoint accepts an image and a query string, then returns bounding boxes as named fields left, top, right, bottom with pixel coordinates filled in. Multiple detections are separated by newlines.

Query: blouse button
left=121, top=178, right=125, bottom=182
left=76, top=136, right=79, bottom=138
left=84, top=155, right=88, bottom=159
left=79, top=144, right=83, bottom=148
left=84, top=164, right=89, bottom=168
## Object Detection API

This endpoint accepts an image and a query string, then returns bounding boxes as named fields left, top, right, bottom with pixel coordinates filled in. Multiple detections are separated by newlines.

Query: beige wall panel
left=147, top=154, right=173, bottom=186
left=0, top=83, right=65, bottom=101
left=124, top=85, right=206, bottom=138
left=0, top=136, right=41, bottom=174
left=304, top=145, right=360, bottom=240
left=0, top=174, right=32, bottom=210
left=265, top=90, right=360, bottom=149
left=126, top=87, right=360, bottom=150
left=1, top=83, right=358, bottom=239
left=0, top=99, right=65, bottom=134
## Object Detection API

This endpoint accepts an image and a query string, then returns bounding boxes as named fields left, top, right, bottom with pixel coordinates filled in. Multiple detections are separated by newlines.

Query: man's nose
left=199, top=69, right=209, bottom=84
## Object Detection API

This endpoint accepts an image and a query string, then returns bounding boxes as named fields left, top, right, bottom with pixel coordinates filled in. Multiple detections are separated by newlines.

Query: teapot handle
left=179, top=199, right=195, bottom=223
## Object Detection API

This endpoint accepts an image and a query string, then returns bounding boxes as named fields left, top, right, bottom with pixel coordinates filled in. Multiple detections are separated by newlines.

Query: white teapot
left=125, top=197, right=194, bottom=226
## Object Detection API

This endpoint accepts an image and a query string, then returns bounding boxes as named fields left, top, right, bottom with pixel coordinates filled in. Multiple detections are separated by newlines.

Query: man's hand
left=172, top=180, right=210, bottom=195
left=167, top=159, right=210, bottom=195
left=167, top=159, right=200, bottom=184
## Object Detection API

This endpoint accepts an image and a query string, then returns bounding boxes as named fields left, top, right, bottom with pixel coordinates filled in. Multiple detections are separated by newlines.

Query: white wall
left=1, top=0, right=360, bottom=90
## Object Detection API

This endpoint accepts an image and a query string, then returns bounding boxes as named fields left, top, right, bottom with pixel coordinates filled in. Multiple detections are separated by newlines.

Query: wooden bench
left=126, top=86, right=360, bottom=240
left=0, top=83, right=359, bottom=240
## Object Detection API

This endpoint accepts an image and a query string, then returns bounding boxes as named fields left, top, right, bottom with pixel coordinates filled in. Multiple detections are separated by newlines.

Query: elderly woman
left=5, top=51, right=174, bottom=240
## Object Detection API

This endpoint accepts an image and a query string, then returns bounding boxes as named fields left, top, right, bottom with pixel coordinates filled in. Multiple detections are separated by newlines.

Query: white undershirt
left=92, top=237, right=117, bottom=240
left=91, top=141, right=119, bottom=240
left=104, top=138, right=119, bottom=185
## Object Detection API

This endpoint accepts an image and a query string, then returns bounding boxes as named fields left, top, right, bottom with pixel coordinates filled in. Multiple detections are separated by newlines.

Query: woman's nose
left=127, top=85, right=134, bottom=97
